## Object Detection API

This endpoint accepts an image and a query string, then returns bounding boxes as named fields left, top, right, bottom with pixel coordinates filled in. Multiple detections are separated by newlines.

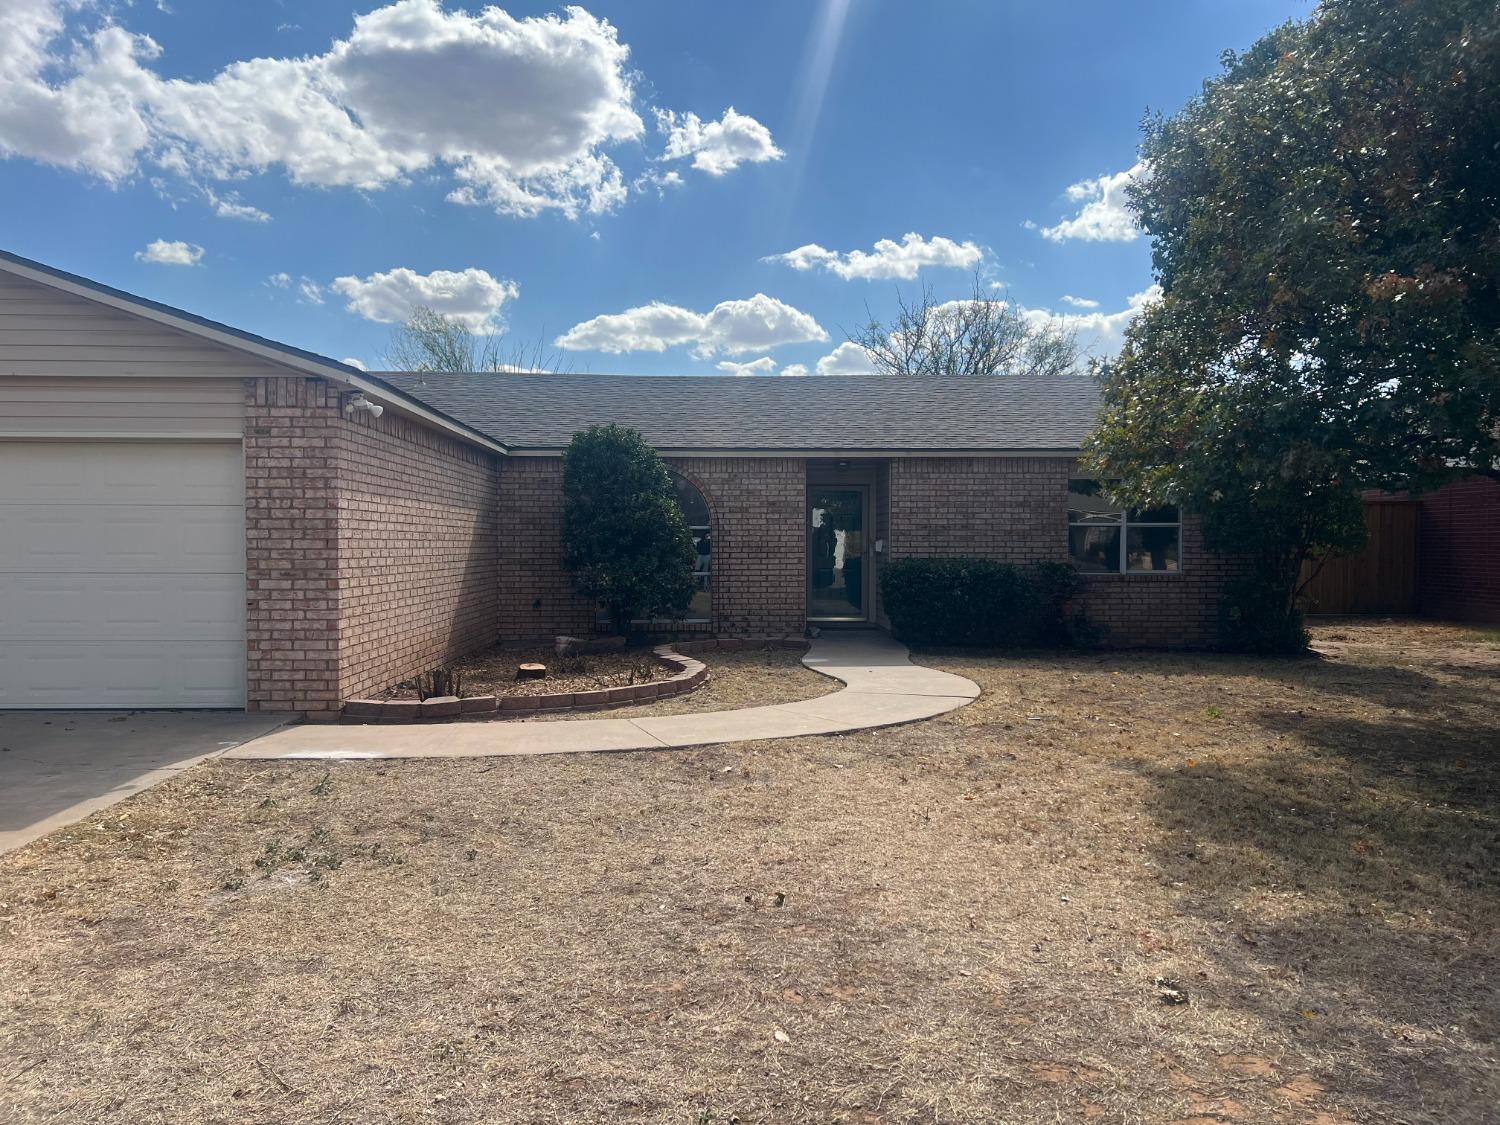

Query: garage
left=0, top=440, right=246, bottom=708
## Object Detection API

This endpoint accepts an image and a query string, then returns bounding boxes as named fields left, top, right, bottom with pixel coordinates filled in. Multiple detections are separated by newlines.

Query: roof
left=378, top=371, right=1102, bottom=454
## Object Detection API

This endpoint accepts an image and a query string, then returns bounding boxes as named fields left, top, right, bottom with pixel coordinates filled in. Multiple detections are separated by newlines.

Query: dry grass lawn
left=1, top=619, right=1496, bottom=1124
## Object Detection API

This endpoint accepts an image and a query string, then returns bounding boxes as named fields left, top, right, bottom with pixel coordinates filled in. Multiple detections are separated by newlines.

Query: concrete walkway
left=0, top=710, right=292, bottom=854
left=226, top=632, right=979, bottom=761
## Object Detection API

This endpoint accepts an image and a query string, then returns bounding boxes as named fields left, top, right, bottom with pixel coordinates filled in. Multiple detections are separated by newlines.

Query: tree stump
left=516, top=663, right=547, bottom=681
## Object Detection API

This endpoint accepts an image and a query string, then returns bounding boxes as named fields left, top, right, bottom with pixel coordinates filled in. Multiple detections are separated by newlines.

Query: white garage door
left=0, top=441, right=246, bottom=708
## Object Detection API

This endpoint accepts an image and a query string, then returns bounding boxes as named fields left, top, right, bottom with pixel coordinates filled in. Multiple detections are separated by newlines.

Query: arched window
left=671, top=473, right=712, bottom=623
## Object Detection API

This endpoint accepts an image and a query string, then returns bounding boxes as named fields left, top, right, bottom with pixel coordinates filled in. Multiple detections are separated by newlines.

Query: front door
left=808, top=486, right=869, bottom=622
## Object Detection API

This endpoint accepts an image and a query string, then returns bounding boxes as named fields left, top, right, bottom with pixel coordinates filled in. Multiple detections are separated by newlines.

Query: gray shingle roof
left=376, top=372, right=1101, bottom=453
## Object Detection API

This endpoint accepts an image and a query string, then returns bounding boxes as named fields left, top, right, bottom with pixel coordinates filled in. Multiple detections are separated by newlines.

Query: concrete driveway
left=0, top=711, right=291, bottom=855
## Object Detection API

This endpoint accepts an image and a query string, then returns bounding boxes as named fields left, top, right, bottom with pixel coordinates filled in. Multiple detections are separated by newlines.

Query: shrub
left=1218, top=576, right=1311, bottom=654
left=561, top=424, right=697, bottom=636
left=879, top=558, right=1085, bottom=647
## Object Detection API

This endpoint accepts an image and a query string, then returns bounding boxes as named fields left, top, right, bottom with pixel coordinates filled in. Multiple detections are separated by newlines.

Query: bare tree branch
left=848, top=271, right=1079, bottom=378
left=383, top=306, right=577, bottom=374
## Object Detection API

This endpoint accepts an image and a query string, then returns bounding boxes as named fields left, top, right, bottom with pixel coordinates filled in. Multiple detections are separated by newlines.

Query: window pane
left=1126, top=525, right=1180, bottom=572
left=1069, top=525, right=1121, bottom=572
left=672, top=474, right=711, bottom=527
left=1129, top=504, right=1179, bottom=523
left=1068, top=479, right=1122, bottom=524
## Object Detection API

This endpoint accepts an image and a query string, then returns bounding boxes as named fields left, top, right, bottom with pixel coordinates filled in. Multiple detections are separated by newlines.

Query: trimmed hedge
left=879, top=558, right=1085, bottom=647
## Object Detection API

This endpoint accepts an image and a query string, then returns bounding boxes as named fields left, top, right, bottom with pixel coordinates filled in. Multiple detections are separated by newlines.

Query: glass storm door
left=808, top=486, right=869, bottom=621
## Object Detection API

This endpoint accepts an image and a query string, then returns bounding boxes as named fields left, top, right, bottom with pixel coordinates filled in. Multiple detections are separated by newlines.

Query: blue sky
left=0, top=0, right=1309, bottom=375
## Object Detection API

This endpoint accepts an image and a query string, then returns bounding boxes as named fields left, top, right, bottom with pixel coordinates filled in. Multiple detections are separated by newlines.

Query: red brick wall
left=670, top=457, right=805, bottom=636
left=336, top=409, right=500, bottom=700
left=1415, top=476, right=1500, bottom=623
left=494, top=458, right=598, bottom=641
left=243, top=377, right=343, bottom=716
left=885, top=456, right=1242, bottom=647
left=244, top=377, right=501, bottom=715
left=494, top=455, right=807, bottom=640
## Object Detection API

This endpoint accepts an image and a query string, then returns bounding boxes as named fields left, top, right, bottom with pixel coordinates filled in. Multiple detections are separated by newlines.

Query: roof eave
left=504, top=445, right=1085, bottom=458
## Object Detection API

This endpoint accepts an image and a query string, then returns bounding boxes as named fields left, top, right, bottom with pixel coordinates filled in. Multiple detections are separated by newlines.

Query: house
left=0, top=250, right=1239, bottom=718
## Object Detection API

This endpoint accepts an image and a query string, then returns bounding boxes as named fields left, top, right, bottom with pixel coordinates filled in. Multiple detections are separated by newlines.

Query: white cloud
left=266, top=271, right=292, bottom=288
left=657, top=106, right=782, bottom=176
left=1060, top=294, right=1099, bottom=309
left=715, top=357, right=809, bottom=377
left=557, top=293, right=826, bottom=357
left=0, top=0, right=645, bottom=219
left=341, top=357, right=368, bottom=371
left=1040, top=162, right=1146, bottom=243
left=1023, top=284, right=1161, bottom=357
left=206, top=189, right=270, bottom=222
left=765, top=233, right=983, bottom=281
left=555, top=301, right=705, bottom=354
left=332, top=267, right=519, bottom=331
left=716, top=357, right=779, bottom=377
left=298, top=279, right=325, bottom=306
left=814, top=341, right=876, bottom=376
left=135, top=239, right=202, bottom=266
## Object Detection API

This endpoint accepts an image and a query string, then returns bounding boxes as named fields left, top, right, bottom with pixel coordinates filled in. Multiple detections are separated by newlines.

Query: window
left=1068, top=480, right=1181, bottom=573
left=672, top=473, right=713, bottom=621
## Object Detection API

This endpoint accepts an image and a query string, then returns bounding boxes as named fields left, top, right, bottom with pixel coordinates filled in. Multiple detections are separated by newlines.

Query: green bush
left=1217, top=576, right=1311, bottom=654
left=879, top=558, right=1085, bottom=647
left=560, top=424, right=697, bottom=636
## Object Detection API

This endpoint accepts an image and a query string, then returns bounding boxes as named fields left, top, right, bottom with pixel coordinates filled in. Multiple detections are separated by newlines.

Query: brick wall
left=336, top=409, right=500, bottom=700
left=885, top=456, right=1242, bottom=647
left=670, top=458, right=805, bottom=636
left=1414, top=475, right=1500, bottom=623
left=494, top=458, right=598, bottom=641
left=494, top=455, right=807, bottom=640
left=243, top=377, right=343, bottom=716
left=244, top=377, right=501, bottom=715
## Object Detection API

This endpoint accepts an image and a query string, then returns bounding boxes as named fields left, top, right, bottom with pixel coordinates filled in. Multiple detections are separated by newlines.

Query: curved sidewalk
left=225, top=632, right=979, bottom=761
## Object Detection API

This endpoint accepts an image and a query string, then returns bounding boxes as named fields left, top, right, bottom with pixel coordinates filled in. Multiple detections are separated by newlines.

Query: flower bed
left=342, top=644, right=708, bottom=722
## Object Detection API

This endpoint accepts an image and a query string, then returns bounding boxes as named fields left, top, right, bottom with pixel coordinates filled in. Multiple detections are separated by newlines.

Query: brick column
left=244, top=377, right=343, bottom=718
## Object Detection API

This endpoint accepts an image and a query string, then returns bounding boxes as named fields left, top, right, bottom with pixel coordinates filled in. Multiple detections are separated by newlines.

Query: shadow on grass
left=1132, top=686, right=1500, bottom=1121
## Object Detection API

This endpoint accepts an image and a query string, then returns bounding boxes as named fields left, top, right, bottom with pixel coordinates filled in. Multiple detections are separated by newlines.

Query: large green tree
left=561, top=425, right=697, bottom=636
left=1086, top=0, right=1500, bottom=650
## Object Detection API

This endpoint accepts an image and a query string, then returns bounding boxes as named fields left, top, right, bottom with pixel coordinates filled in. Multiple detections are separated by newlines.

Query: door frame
left=806, top=482, right=873, bottom=624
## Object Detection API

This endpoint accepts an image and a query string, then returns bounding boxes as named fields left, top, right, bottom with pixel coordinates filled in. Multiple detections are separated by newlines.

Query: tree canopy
left=560, top=425, right=697, bottom=636
left=1085, top=0, right=1500, bottom=649
left=850, top=274, right=1079, bottom=378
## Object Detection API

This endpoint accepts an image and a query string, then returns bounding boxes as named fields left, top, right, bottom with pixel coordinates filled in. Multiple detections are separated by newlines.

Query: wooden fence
left=1299, top=499, right=1418, bottom=615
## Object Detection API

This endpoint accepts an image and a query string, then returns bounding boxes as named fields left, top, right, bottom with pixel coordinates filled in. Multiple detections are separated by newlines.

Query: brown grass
left=553, top=645, right=839, bottom=720
left=1, top=619, right=1496, bottom=1124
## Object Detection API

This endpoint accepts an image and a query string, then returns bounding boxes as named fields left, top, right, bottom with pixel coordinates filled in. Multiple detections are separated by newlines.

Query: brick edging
left=340, top=642, right=737, bottom=723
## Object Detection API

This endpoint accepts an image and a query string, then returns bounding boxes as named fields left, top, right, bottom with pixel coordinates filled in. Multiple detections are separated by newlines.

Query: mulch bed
left=375, top=644, right=676, bottom=701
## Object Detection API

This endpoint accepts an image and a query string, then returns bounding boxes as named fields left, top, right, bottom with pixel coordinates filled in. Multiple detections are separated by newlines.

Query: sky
left=0, top=0, right=1312, bottom=376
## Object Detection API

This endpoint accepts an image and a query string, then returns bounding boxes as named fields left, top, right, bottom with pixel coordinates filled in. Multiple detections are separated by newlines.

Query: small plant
left=556, top=653, right=589, bottom=675
left=415, top=666, right=462, bottom=701
left=310, top=772, right=332, bottom=796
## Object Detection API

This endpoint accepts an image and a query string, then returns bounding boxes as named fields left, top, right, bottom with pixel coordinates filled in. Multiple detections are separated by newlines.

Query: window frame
left=1067, top=479, right=1183, bottom=576
left=673, top=472, right=713, bottom=623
